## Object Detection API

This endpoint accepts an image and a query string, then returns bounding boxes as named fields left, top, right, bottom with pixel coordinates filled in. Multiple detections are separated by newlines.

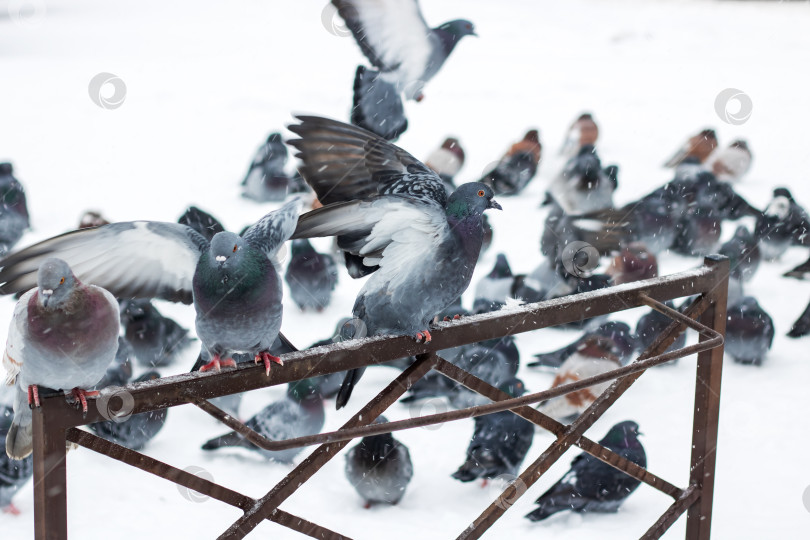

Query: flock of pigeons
left=1, top=0, right=808, bottom=530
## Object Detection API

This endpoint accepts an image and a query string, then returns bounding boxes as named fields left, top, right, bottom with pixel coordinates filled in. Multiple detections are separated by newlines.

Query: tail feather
left=201, top=431, right=245, bottom=451
left=336, top=367, right=365, bottom=410
left=6, top=391, right=32, bottom=459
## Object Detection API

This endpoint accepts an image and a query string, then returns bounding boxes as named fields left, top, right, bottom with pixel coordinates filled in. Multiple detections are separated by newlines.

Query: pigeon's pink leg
left=255, top=352, right=283, bottom=376
left=480, top=479, right=489, bottom=488
left=2, top=503, right=21, bottom=515
left=199, top=355, right=237, bottom=373
left=71, top=388, right=100, bottom=414
left=442, top=314, right=462, bottom=322
left=414, top=330, right=432, bottom=343
left=27, top=385, right=40, bottom=408
left=363, top=501, right=372, bottom=510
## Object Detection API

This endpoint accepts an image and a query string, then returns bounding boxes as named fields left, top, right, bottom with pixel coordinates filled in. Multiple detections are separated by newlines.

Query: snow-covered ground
left=2, top=0, right=810, bottom=538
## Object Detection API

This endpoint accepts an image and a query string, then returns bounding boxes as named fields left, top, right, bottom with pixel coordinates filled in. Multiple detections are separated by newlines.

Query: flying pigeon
left=546, top=145, right=616, bottom=214
left=754, top=187, right=810, bottom=261
left=787, top=298, right=810, bottom=339
left=725, top=297, right=774, bottom=365
left=0, top=405, right=32, bottom=515
left=0, top=163, right=30, bottom=257
left=560, top=113, right=599, bottom=159
left=285, top=238, right=338, bottom=312
left=287, top=115, right=501, bottom=409
left=719, top=225, right=760, bottom=282
left=451, top=378, right=534, bottom=483
left=529, top=322, right=637, bottom=370
left=3, top=258, right=120, bottom=459
left=0, top=198, right=301, bottom=377
left=480, top=129, right=542, bottom=196
left=331, top=0, right=476, bottom=102
left=201, top=378, right=325, bottom=463
left=708, top=140, right=752, bottom=182
left=345, top=415, right=413, bottom=507
left=242, top=133, right=291, bottom=202
left=663, top=128, right=718, bottom=169
left=88, top=371, right=168, bottom=451
left=118, top=299, right=195, bottom=368
left=351, top=65, right=409, bottom=141
left=525, top=420, right=646, bottom=521
left=425, top=137, right=465, bottom=193
left=473, top=253, right=514, bottom=314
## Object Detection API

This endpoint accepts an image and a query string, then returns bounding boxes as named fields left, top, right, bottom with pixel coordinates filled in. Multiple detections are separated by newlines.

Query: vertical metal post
left=32, top=398, right=69, bottom=540
left=685, top=255, right=728, bottom=539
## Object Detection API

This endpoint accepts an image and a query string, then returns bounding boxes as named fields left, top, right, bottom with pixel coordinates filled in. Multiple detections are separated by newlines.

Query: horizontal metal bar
left=640, top=485, right=701, bottom=540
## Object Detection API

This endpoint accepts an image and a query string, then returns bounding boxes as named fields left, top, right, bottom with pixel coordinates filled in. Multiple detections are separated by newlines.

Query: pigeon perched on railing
left=285, top=239, right=338, bottom=312
left=0, top=199, right=301, bottom=378
left=119, top=299, right=195, bottom=368
left=288, top=116, right=501, bottom=409
left=3, top=258, right=120, bottom=459
left=0, top=405, right=32, bottom=515
left=525, top=420, right=646, bottom=521
left=0, top=163, right=30, bottom=257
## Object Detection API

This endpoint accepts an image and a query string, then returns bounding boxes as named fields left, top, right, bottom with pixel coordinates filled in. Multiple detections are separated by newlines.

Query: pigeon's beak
left=41, top=288, right=53, bottom=307
left=488, top=199, right=502, bottom=211
left=215, top=255, right=227, bottom=264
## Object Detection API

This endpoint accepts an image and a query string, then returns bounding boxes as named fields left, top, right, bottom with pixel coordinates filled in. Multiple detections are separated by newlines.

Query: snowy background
left=2, top=0, right=810, bottom=538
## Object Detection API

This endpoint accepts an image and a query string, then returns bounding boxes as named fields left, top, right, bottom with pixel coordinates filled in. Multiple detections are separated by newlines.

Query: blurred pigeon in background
left=201, top=378, right=325, bottom=463
left=525, top=420, right=646, bottom=521
left=708, top=140, right=752, bottom=182
left=95, top=336, right=134, bottom=389
left=89, top=371, right=168, bottom=451
left=241, top=133, right=291, bottom=202
left=448, top=339, right=521, bottom=409
left=546, top=145, right=616, bottom=214
left=288, top=116, right=501, bottom=409
left=754, top=187, right=810, bottom=261
left=783, top=251, right=810, bottom=280
left=345, top=415, right=413, bottom=507
left=78, top=210, right=110, bottom=229
left=480, top=129, right=542, bottom=195
left=663, top=128, right=717, bottom=171
left=787, top=298, right=810, bottom=339
left=473, top=254, right=514, bottom=314
left=725, top=297, right=774, bottom=366
left=0, top=163, right=30, bottom=256
left=719, top=225, right=760, bottom=283
left=119, top=299, right=195, bottom=368
left=451, top=378, right=534, bottom=483
left=605, top=243, right=658, bottom=285
left=331, top=0, right=476, bottom=102
left=178, top=205, right=225, bottom=242
left=634, top=301, right=687, bottom=358
left=3, top=258, right=119, bottom=459
left=0, top=405, right=33, bottom=515
left=560, top=113, right=599, bottom=159
left=285, top=238, right=338, bottom=312
left=529, top=322, right=637, bottom=370
left=351, top=65, right=408, bottom=140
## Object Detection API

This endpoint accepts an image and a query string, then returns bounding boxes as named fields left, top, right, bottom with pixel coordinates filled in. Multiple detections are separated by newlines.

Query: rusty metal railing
left=30, top=255, right=729, bottom=540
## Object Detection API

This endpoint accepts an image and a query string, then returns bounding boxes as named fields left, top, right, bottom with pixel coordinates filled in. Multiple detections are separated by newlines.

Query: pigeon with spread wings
left=288, top=115, right=501, bottom=408
left=0, top=199, right=301, bottom=377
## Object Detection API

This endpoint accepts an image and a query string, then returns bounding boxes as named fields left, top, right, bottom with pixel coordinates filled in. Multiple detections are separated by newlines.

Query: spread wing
left=2, top=289, right=33, bottom=386
left=0, top=222, right=208, bottom=303
left=242, top=198, right=302, bottom=258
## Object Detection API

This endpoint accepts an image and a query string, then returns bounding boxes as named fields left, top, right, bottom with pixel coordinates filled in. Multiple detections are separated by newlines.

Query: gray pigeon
left=241, top=133, right=291, bottom=202
left=719, top=226, right=760, bottom=282
left=331, top=0, right=476, bottom=102
left=119, top=299, right=195, bottom=367
left=525, top=420, right=646, bottom=521
left=201, top=378, right=325, bottom=463
left=725, top=297, right=775, bottom=365
left=345, top=415, right=413, bottom=507
left=95, top=336, right=134, bottom=389
left=0, top=199, right=301, bottom=377
left=288, top=116, right=501, bottom=409
left=473, top=253, right=514, bottom=314
left=0, top=163, right=30, bottom=257
left=351, top=65, right=408, bottom=141
left=285, top=238, right=338, bottom=312
left=754, top=187, right=810, bottom=261
left=3, top=258, right=120, bottom=459
left=546, top=145, right=616, bottom=215
left=0, top=404, right=33, bottom=515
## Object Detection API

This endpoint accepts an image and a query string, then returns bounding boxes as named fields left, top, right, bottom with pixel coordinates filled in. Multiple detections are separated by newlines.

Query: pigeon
left=0, top=163, right=30, bottom=257
left=448, top=340, right=521, bottom=410
left=241, top=133, right=291, bottom=202
left=480, top=130, right=542, bottom=195
left=481, top=214, right=493, bottom=255
left=0, top=405, right=32, bottom=515
left=473, top=253, right=514, bottom=314
left=88, top=371, right=168, bottom=451
left=719, top=226, right=760, bottom=282
left=546, top=145, right=616, bottom=215
left=178, top=205, right=225, bottom=242
left=754, top=187, right=810, bottom=261
left=560, top=113, right=599, bottom=159
left=95, top=336, right=134, bottom=389
left=529, top=322, right=637, bottom=370
left=330, top=0, right=476, bottom=102
left=201, top=378, right=325, bottom=463
left=535, top=335, right=622, bottom=421
left=284, top=238, right=338, bottom=312
left=783, top=252, right=810, bottom=280
left=725, top=297, right=774, bottom=365
left=634, top=301, right=687, bottom=357
left=605, top=243, right=658, bottom=285
left=0, top=199, right=301, bottom=378
left=663, top=128, right=718, bottom=169
left=351, top=64, right=408, bottom=141
left=3, top=258, right=120, bottom=459
left=525, top=420, right=646, bottom=521
left=708, top=140, right=752, bottom=182
left=345, top=415, right=413, bottom=507
left=425, top=137, right=465, bottom=193
left=287, top=115, right=501, bottom=409
left=78, top=210, right=110, bottom=229
left=119, top=299, right=195, bottom=368
left=787, top=298, right=810, bottom=339
left=451, top=378, right=534, bottom=483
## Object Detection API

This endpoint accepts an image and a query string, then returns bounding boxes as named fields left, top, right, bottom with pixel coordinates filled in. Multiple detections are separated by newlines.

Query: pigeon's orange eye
left=477, top=190, right=485, bottom=197
left=232, top=245, right=238, bottom=253
left=59, top=277, right=65, bottom=285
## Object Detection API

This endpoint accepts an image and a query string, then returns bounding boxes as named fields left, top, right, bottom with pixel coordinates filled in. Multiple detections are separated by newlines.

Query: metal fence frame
left=29, top=255, right=729, bottom=540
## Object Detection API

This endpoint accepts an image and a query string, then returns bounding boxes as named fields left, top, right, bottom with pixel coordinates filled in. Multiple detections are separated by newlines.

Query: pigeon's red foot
left=71, top=388, right=99, bottom=414
left=200, top=355, right=237, bottom=373
left=255, top=352, right=283, bottom=376
left=363, top=501, right=372, bottom=509
left=442, top=314, right=462, bottom=322
left=481, top=478, right=489, bottom=489
left=2, top=503, right=21, bottom=515
left=27, top=385, right=40, bottom=409
left=414, top=330, right=432, bottom=343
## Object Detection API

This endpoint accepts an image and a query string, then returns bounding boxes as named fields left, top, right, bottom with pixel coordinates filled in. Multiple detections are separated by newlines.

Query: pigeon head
left=119, top=298, right=151, bottom=323
left=0, top=162, right=12, bottom=175
left=446, top=182, right=501, bottom=219
left=489, top=254, right=512, bottom=279
left=601, top=420, right=642, bottom=448
left=765, top=194, right=791, bottom=220
left=291, top=238, right=315, bottom=257
left=208, top=232, right=247, bottom=269
left=498, top=377, right=526, bottom=398
left=267, top=132, right=283, bottom=145
left=36, top=258, right=77, bottom=308
left=437, top=19, right=477, bottom=39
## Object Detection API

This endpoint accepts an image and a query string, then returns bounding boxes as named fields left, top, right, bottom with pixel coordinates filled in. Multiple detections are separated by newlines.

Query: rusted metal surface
left=29, top=258, right=729, bottom=540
